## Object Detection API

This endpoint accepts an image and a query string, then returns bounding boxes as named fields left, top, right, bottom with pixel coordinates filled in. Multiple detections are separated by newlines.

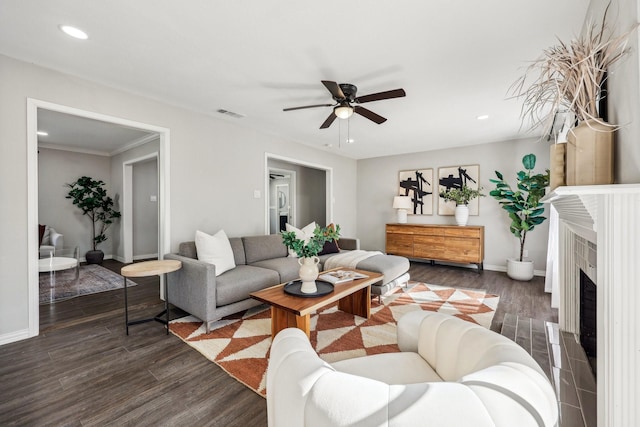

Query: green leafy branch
left=281, top=224, right=341, bottom=258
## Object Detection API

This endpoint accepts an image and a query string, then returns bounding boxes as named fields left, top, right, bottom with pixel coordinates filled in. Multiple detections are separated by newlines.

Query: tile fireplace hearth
left=543, top=184, right=640, bottom=427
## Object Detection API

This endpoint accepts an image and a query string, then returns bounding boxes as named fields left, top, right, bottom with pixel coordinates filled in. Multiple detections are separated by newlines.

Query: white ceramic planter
left=454, top=205, right=469, bottom=226
left=507, top=258, right=534, bottom=281
left=298, top=256, right=320, bottom=293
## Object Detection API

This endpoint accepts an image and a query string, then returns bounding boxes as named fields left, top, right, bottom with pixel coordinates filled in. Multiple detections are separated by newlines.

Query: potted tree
left=439, top=185, right=485, bottom=226
left=282, top=224, right=340, bottom=294
left=489, top=154, right=549, bottom=281
left=66, top=176, right=121, bottom=264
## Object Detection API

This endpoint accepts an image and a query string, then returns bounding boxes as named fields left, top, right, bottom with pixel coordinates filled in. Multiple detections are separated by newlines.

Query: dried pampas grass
left=511, top=3, right=638, bottom=137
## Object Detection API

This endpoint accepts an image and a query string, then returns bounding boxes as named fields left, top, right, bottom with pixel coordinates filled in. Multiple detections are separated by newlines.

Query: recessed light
left=324, top=143, right=333, bottom=148
left=59, top=25, right=89, bottom=40
left=476, top=115, right=489, bottom=120
left=37, top=131, right=48, bottom=136
left=346, top=138, right=355, bottom=144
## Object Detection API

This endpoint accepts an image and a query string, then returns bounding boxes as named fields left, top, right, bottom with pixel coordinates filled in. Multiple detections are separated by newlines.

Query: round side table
left=121, top=259, right=182, bottom=335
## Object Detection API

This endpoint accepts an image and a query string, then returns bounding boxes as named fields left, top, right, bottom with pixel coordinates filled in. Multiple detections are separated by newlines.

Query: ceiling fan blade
left=354, top=106, right=387, bottom=124
left=355, top=88, right=406, bottom=104
left=283, top=103, right=333, bottom=112
left=320, top=112, right=338, bottom=129
left=321, top=80, right=345, bottom=100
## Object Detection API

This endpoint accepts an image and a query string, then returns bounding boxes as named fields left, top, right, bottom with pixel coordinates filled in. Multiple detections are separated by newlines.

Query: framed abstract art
left=398, top=169, right=434, bottom=215
left=437, top=164, right=480, bottom=215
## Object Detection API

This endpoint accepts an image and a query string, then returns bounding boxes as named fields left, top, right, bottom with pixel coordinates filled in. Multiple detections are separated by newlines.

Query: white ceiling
left=0, top=0, right=589, bottom=159
left=37, top=109, right=155, bottom=155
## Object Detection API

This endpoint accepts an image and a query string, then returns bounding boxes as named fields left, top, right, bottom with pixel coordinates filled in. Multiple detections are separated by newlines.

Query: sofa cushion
left=242, top=235, right=288, bottom=264
left=178, top=241, right=198, bottom=259
left=195, top=230, right=236, bottom=276
left=216, top=265, right=280, bottom=306
left=332, top=352, right=443, bottom=385
left=318, top=223, right=340, bottom=256
left=178, top=238, right=246, bottom=265
left=355, top=254, right=409, bottom=285
left=251, top=257, right=300, bottom=283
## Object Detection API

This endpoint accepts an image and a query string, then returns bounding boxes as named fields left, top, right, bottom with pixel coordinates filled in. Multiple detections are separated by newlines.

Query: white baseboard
left=0, top=328, right=31, bottom=346
left=410, top=259, right=546, bottom=277
left=133, top=253, right=158, bottom=261
left=481, top=264, right=546, bottom=277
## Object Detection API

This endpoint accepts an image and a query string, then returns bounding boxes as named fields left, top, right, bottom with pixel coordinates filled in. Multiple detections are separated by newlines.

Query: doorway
left=264, top=153, right=333, bottom=234
left=27, top=98, right=171, bottom=337
left=123, top=153, right=160, bottom=263
left=269, top=168, right=296, bottom=234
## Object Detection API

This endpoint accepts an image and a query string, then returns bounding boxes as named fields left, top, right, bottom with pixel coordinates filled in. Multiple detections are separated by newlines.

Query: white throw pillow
left=195, top=229, right=236, bottom=276
left=284, top=222, right=316, bottom=257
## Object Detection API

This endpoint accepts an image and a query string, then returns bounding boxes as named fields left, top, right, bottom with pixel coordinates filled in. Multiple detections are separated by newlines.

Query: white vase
left=507, top=258, right=534, bottom=281
left=454, top=205, right=469, bottom=226
left=298, top=256, right=320, bottom=293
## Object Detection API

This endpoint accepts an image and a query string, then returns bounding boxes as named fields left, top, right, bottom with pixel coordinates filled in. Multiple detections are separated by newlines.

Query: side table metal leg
left=124, top=277, right=129, bottom=335
left=164, top=272, right=169, bottom=335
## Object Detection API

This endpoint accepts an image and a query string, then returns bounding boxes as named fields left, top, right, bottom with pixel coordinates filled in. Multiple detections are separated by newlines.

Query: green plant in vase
left=439, top=185, right=485, bottom=226
left=282, top=224, right=340, bottom=294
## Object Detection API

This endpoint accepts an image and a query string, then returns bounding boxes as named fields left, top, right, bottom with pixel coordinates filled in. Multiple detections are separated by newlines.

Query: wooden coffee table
left=250, top=268, right=382, bottom=339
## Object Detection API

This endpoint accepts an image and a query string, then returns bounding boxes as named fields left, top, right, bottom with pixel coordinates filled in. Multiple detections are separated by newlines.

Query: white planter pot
left=454, top=205, right=469, bottom=226
left=298, top=256, right=320, bottom=293
left=507, top=258, right=534, bottom=281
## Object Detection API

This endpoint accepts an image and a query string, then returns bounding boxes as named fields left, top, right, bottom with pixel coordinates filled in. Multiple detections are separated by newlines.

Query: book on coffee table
left=319, top=270, right=369, bottom=284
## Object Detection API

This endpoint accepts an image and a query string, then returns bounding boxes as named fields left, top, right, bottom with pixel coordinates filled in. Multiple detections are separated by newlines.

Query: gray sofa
left=165, top=234, right=409, bottom=332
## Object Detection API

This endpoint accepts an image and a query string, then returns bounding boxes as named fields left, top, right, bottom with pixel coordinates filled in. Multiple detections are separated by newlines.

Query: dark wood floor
left=0, top=260, right=556, bottom=426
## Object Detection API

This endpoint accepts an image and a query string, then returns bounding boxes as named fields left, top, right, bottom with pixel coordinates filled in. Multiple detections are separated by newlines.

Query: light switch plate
left=253, top=190, right=261, bottom=199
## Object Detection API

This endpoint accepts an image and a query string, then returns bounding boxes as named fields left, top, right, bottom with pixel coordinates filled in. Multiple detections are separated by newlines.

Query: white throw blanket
left=323, top=250, right=382, bottom=271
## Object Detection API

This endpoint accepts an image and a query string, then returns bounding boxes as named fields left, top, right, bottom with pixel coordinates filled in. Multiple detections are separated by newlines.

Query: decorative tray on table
left=283, top=279, right=334, bottom=298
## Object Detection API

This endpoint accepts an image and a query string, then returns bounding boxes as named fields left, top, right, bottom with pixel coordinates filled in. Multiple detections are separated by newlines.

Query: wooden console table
left=386, top=224, right=484, bottom=271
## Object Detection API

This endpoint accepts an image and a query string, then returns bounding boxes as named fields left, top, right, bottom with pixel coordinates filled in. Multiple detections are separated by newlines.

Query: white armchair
left=39, top=225, right=64, bottom=257
left=267, top=311, right=558, bottom=427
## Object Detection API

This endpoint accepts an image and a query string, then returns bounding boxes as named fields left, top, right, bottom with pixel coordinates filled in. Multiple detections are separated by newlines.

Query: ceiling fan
left=283, top=80, right=406, bottom=129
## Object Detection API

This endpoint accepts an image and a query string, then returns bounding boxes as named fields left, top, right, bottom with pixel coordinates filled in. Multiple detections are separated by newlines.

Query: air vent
left=216, top=109, right=245, bottom=119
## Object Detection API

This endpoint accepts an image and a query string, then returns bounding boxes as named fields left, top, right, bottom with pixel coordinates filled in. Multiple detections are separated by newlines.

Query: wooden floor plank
left=0, top=259, right=557, bottom=426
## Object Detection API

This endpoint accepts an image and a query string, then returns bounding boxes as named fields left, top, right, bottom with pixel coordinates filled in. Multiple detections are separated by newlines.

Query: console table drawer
left=386, top=233, right=413, bottom=257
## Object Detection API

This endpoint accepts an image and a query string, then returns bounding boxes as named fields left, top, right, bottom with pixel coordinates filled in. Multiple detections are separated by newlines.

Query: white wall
left=0, top=54, right=357, bottom=340
left=357, top=138, right=551, bottom=271
left=586, top=0, right=640, bottom=183
left=38, top=148, right=114, bottom=258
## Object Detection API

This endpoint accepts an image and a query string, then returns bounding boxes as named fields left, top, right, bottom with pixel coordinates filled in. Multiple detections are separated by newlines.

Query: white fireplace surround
left=542, top=184, right=640, bottom=427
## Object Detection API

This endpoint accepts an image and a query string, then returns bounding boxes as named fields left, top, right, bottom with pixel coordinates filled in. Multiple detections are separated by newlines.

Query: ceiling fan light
left=334, top=105, right=354, bottom=119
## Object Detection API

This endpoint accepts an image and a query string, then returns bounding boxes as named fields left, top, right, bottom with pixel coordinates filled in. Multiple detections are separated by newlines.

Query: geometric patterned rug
left=39, top=264, right=137, bottom=304
left=169, top=281, right=499, bottom=397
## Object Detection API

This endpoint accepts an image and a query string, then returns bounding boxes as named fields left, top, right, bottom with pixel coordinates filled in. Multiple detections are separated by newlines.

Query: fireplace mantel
left=542, top=184, right=640, bottom=427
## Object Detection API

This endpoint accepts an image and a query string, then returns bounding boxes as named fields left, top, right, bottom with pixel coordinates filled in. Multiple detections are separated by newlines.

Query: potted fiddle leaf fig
left=439, top=185, right=485, bottom=226
left=489, top=154, right=549, bottom=281
left=66, top=176, right=121, bottom=264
